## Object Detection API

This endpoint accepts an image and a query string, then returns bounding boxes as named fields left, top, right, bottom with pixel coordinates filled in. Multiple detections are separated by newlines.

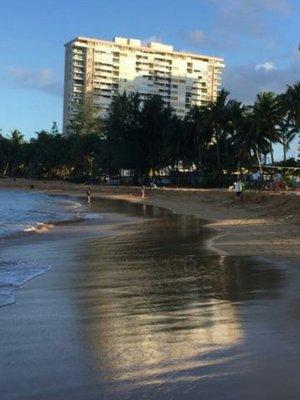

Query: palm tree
left=163, top=115, right=186, bottom=169
left=7, top=129, right=25, bottom=176
left=226, top=100, right=248, bottom=172
left=252, top=92, right=283, bottom=164
left=0, top=133, right=10, bottom=176
left=233, top=109, right=270, bottom=173
left=206, top=89, right=231, bottom=169
left=50, top=121, right=59, bottom=135
left=184, top=105, right=212, bottom=170
left=280, top=82, right=300, bottom=162
left=281, top=81, right=300, bottom=131
left=278, top=120, right=296, bottom=162
left=10, top=129, right=24, bottom=145
left=105, top=92, right=142, bottom=174
left=138, top=94, right=173, bottom=174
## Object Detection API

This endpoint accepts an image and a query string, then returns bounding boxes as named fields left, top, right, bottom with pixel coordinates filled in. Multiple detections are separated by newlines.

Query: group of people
left=232, top=169, right=288, bottom=200
left=267, top=171, right=284, bottom=191
left=233, top=170, right=264, bottom=200
left=249, top=170, right=285, bottom=191
left=86, top=168, right=288, bottom=205
left=229, top=171, right=260, bottom=200
left=141, top=180, right=159, bottom=200
left=250, top=170, right=262, bottom=189
left=140, top=177, right=160, bottom=200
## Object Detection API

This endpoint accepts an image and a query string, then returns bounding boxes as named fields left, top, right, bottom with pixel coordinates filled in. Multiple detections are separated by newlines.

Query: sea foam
left=0, top=260, right=50, bottom=307
left=0, top=190, right=84, bottom=239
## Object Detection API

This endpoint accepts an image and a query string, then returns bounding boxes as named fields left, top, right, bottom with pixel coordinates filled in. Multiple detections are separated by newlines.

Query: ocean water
left=0, top=190, right=82, bottom=238
left=0, top=260, right=51, bottom=307
left=0, top=190, right=84, bottom=307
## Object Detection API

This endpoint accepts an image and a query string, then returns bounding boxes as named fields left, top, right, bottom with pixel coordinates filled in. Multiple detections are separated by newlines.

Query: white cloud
left=187, top=30, right=206, bottom=44
left=223, top=57, right=300, bottom=104
left=255, top=62, right=277, bottom=72
left=7, top=67, right=62, bottom=96
left=186, top=0, right=292, bottom=50
left=141, top=35, right=163, bottom=45
left=222, top=51, right=298, bottom=160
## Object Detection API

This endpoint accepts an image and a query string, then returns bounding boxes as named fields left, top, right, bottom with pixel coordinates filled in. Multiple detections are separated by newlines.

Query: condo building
left=63, top=36, right=225, bottom=132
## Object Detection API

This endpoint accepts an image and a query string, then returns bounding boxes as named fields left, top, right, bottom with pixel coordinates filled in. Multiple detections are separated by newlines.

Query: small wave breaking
left=0, top=260, right=51, bottom=307
left=0, top=191, right=84, bottom=240
left=83, top=213, right=104, bottom=220
left=23, top=223, right=55, bottom=233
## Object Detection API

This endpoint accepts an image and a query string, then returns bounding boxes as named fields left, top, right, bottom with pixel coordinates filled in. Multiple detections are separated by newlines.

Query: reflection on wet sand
left=72, top=204, right=283, bottom=391
left=0, top=199, right=290, bottom=400
left=92, top=298, right=242, bottom=385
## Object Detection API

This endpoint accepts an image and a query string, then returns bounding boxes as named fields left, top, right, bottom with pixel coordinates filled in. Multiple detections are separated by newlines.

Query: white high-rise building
left=63, top=36, right=225, bottom=132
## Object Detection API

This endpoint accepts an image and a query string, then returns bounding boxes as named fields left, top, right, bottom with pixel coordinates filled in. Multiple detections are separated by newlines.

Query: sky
left=0, top=0, right=299, bottom=158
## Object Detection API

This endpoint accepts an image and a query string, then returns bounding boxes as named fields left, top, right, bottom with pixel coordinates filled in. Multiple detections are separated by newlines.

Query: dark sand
left=1, top=198, right=300, bottom=400
left=1, top=179, right=299, bottom=265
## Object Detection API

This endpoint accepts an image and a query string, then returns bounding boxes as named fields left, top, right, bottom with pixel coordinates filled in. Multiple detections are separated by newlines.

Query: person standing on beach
left=251, top=170, right=261, bottom=191
left=86, top=187, right=92, bottom=205
left=141, top=185, right=146, bottom=200
left=234, top=178, right=243, bottom=200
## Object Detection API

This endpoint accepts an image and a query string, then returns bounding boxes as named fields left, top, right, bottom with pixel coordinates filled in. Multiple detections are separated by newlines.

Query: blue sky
left=0, top=0, right=299, bottom=157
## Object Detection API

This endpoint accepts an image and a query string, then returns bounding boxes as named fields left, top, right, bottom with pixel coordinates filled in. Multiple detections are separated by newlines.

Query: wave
left=0, top=191, right=105, bottom=308
left=0, top=191, right=85, bottom=240
left=0, top=260, right=51, bottom=307
left=23, top=223, right=55, bottom=233
left=83, top=213, right=104, bottom=220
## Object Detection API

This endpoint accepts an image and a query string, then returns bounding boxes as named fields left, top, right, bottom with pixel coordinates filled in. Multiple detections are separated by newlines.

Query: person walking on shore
left=86, top=187, right=92, bottom=205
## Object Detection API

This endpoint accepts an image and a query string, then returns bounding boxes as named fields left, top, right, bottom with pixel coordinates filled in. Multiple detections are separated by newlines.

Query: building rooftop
left=65, top=36, right=224, bottom=63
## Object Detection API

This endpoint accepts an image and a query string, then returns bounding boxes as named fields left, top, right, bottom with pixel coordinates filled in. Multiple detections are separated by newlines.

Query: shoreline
left=1, top=181, right=300, bottom=399
left=1, top=178, right=299, bottom=266
left=0, top=191, right=145, bottom=308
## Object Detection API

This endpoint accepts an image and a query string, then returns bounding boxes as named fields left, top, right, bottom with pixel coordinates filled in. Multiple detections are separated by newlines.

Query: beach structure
left=63, top=36, right=224, bottom=133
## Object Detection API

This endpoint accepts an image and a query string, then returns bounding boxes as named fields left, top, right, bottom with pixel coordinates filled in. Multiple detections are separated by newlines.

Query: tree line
left=0, top=82, right=299, bottom=186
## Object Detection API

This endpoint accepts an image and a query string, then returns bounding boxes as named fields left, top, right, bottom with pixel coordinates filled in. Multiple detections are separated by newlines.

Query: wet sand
left=1, top=198, right=300, bottom=399
left=1, top=179, right=299, bottom=266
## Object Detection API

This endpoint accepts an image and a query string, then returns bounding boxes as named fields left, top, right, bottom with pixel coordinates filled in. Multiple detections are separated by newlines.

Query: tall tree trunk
left=255, top=146, right=263, bottom=174
left=283, top=142, right=287, bottom=162
left=270, top=149, right=274, bottom=164
left=198, top=145, right=202, bottom=172
left=216, top=141, right=220, bottom=169
left=264, top=153, right=267, bottom=164
left=237, top=148, right=243, bottom=174
left=3, top=162, right=9, bottom=176
left=269, top=140, right=274, bottom=164
left=237, top=159, right=241, bottom=174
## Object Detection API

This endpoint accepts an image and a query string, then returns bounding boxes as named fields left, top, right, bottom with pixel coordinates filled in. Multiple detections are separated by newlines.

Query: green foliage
left=104, top=92, right=141, bottom=173
left=281, top=81, right=300, bottom=131
left=66, top=97, right=102, bottom=136
left=1, top=82, right=299, bottom=184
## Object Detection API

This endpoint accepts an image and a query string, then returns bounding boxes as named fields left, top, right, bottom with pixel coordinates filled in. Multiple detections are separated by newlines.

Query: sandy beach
left=1, top=182, right=300, bottom=399
left=1, top=178, right=299, bottom=266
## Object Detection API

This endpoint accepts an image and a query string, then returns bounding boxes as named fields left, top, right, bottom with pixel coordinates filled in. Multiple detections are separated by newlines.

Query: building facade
left=63, top=36, right=225, bottom=132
